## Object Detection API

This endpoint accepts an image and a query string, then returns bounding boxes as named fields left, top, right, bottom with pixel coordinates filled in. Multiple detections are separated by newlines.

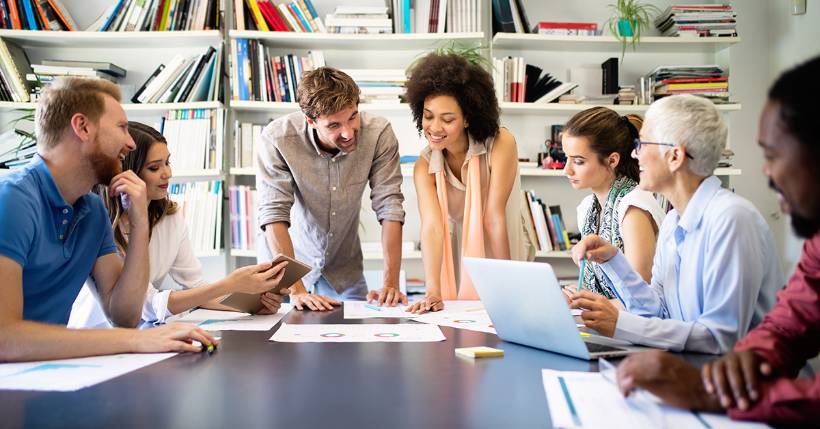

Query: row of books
left=347, top=68, right=406, bottom=104
left=169, top=180, right=223, bottom=254
left=89, top=0, right=223, bottom=32
left=655, top=4, right=737, bottom=38
left=233, top=121, right=263, bottom=169
left=523, top=190, right=572, bottom=253
left=228, top=185, right=258, bottom=251
left=0, top=0, right=75, bottom=30
left=492, top=57, right=576, bottom=104
left=132, top=45, right=222, bottom=104
left=647, top=65, right=730, bottom=103
left=159, top=108, right=225, bottom=172
left=407, top=0, right=481, bottom=34
left=237, top=0, right=324, bottom=32
left=230, top=38, right=325, bottom=101
left=326, top=5, right=390, bottom=34
left=491, top=0, right=529, bottom=34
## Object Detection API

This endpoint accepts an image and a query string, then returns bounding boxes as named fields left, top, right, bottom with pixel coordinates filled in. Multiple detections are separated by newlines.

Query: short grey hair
left=644, top=94, right=727, bottom=177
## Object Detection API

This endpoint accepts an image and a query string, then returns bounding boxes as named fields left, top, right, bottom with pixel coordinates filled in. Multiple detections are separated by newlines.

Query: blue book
left=100, top=0, right=125, bottom=31
left=237, top=40, right=250, bottom=101
left=402, top=0, right=410, bottom=33
left=22, top=0, right=38, bottom=30
left=302, top=0, right=319, bottom=19
left=289, top=1, right=313, bottom=33
left=551, top=213, right=566, bottom=250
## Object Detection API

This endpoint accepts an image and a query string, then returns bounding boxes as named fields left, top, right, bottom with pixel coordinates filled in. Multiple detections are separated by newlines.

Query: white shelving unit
left=492, top=33, right=741, bottom=52
left=229, top=30, right=485, bottom=50
left=0, top=29, right=222, bottom=48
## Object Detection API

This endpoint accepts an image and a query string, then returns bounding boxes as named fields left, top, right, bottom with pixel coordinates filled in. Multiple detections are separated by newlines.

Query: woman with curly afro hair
left=404, top=53, right=533, bottom=314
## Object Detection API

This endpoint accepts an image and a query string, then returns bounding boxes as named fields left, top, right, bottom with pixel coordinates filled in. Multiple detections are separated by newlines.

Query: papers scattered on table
left=541, top=369, right=771, bottom=428
left=0, top=353, right=176, bottom=392
left=411, top=301, right=496, bottom=334
left=175, top=304, right=293, bottom=331
left=343, top=301, right=415, bottom=319
left=269, top=323, right=446, bottom=343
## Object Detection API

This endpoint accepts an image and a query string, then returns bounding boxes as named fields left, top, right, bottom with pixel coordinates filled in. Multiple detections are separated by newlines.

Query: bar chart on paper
left=269, top=323, right=446, bottom=343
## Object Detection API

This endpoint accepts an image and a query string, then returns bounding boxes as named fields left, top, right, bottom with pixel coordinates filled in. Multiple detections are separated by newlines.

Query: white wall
left=766, top=0, right=820, bottom=274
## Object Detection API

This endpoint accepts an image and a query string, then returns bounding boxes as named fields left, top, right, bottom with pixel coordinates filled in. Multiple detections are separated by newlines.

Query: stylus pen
left=576, top=258, right=586, bottom=293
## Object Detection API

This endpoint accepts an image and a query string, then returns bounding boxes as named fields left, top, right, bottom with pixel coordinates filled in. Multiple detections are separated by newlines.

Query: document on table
left=343, top=300, right=417, bottom=319
left=174, top=304, right=293, bottom=331
left=541, top=369, right=771, bottom=429
left=0, top=353, right=176, bottom=392
left=269, top=323, right=446, bottom=343
left=411, top=302, right=496, bottom=334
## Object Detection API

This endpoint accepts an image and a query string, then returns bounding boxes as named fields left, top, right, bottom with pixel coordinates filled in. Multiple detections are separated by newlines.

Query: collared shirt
left=256, top=111, right=405, bottom=293
left=599, top=176, right=783, bottom=353
left=0, top=155, right=117, bottom=324
left=728, top=232, right=820, bottom=425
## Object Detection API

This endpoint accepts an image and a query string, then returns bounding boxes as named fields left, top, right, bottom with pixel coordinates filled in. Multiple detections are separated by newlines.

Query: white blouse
left=575, top=188, right=666, bottom=238
left=68, top=210, right=207, bottom=328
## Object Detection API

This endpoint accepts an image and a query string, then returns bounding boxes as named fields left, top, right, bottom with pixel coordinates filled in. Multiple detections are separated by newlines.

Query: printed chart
left=0, top=353, right=176, bottom=392
left=412, top=301, right=496, bottom=334
left=175, top=304, right=293, bottom=331
left=343, top=301, right=416, bottom=319
left=269, top=323, right=446, bottom=343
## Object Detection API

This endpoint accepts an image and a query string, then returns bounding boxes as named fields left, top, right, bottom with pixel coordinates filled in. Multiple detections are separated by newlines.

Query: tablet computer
left=219, top=254, right=313, bottom=314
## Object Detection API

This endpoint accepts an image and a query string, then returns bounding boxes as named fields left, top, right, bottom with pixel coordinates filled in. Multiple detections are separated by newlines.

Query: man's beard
left=770, top=179, right=820, bottom=238
left=89, top=144, right=122, bottom=185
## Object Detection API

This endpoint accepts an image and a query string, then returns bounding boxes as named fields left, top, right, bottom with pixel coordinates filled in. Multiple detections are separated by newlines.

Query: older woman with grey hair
left=566, top=94, right=784, bottom=354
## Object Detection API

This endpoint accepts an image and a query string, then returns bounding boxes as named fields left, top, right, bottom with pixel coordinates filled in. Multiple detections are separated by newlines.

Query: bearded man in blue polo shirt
left=0, top=77, right=216, bottom=362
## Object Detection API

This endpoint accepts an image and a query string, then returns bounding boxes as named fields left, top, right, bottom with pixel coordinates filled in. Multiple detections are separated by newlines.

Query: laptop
left=464, top=257, right=646, bottom=360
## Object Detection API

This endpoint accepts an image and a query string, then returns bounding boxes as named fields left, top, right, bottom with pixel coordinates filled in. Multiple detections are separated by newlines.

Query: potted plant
left=606, top=0, right=660, bottom=62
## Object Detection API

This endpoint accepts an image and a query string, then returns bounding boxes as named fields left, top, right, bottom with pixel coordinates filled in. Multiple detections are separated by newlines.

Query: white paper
left=541, top=369, right=771, bottom=429
left=0, top=353, right=176, bottom=392
left=175, top=304, right=292, bottom=331
left=411, top=301, right=496, bottom=334
left=343, top=301, right=416, bottom=319
left=269, top=323, right=446, bottom=343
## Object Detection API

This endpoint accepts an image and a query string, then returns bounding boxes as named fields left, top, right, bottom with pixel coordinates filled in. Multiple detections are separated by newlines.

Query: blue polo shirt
left=0, top=155, right=117, bottom=324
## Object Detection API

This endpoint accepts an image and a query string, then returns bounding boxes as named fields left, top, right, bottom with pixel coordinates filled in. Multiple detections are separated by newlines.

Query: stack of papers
left=174, top=305, right=293, bottom=331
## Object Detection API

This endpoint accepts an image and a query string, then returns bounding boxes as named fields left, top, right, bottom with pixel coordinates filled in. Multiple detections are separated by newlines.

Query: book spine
left=246, top=0, right=268, bottom=31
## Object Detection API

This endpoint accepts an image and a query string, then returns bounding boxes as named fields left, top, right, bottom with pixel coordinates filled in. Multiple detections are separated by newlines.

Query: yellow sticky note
left=579, top=332, right=591, bottom=337
left=455, top=346, right=504, bottom=358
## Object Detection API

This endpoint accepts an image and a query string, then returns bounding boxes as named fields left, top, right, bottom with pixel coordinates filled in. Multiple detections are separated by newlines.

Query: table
left=0, top=308, right=716, bottom=429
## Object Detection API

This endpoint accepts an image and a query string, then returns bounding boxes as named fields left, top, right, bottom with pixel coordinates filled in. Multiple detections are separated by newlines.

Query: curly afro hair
left=405, top=53, right=499, bottom=142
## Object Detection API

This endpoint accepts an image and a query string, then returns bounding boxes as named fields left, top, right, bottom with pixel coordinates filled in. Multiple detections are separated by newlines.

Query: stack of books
left=647, top=65, right=730, bottom=103
left=230, top=39, right=325, bottom=102
left=0, top=117, right=35, bottom=170
left=0, top=0, right=77, bottom=30
left=132, top=46, right=222, bottom=104
left=238, top=0, right=325, bottom=32
left=160, top=108, right=224, bottom=172
left=617, top=86, right=637, bottom=105
left=27, top=60, right=126, bottom=101
left=532, top=22, right=598, bottom=35
left=344, top=69, right=405, bottom=104
left=169, top=181, right=223, bottom=254
left=522, top=190, right=572, bottom=253
left=325, top=6, right=391, bottom=34
left=719, top=148, right=734, bottom=168
left=655, top=4, right=737, bottom=38
left=228, top=185, right=258, bottom=251
left=88, top=0, right=223, bottom=31
left=232, top=121, right=264, bottom=169
left=0, top=39, right=33, bottom=102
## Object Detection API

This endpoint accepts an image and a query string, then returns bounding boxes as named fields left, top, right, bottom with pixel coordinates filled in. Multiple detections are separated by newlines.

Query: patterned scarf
left=580, top=175, right=638, bottom=298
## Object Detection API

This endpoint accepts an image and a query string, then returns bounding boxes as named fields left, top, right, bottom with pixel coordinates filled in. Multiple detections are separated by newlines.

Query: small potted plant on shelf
left=606, top=0, right=660, bottom=62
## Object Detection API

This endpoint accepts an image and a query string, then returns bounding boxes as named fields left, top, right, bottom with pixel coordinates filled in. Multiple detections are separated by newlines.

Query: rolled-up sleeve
left=600, top=252, right=665, bottom=317
left=256, top=126, right=295, bottom=228
left=368, top=123, right=405, bottom=224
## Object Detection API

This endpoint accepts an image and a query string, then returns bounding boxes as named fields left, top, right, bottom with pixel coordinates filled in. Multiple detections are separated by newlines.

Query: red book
left=257, top=2, right=284, bottom=31
left=536, top=22, right=598, bottom=31
left=153, top=0, right=167, bottom=30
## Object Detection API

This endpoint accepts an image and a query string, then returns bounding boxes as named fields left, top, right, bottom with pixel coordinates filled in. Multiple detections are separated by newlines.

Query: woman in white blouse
left=70, top=122, right=288, bottom=328
left=562, top=108, right=665, bottom=301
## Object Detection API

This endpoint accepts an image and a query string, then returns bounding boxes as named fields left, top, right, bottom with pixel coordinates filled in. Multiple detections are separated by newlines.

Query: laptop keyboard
left=585, top=342, right=626, bottom=354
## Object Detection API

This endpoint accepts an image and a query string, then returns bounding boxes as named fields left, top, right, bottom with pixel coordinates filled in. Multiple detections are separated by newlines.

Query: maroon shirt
left=730, top=232, right=820, bottom=424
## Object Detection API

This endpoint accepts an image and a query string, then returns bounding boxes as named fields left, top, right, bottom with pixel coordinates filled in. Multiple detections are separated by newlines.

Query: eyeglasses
left=633, top=138, right=694, bottom=159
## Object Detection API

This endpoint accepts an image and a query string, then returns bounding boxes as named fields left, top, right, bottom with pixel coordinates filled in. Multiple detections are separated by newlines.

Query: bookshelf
left=0, top=0, right=747, bottom=281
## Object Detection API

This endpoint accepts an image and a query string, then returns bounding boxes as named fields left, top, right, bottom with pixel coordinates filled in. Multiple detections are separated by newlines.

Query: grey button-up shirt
left=256, top=111, right=405, bottom=293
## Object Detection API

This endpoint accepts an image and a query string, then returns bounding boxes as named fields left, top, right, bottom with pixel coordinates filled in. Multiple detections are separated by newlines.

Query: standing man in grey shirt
left=256, top=67, right=407, bottom=310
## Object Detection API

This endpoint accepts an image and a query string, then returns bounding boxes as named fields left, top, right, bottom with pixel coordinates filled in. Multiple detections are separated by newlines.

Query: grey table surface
left=0, top=308, right=716, bottom=429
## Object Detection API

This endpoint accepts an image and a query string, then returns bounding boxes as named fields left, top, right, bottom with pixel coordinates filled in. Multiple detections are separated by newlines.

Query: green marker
left=577, top=258, right=586, bottom=293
